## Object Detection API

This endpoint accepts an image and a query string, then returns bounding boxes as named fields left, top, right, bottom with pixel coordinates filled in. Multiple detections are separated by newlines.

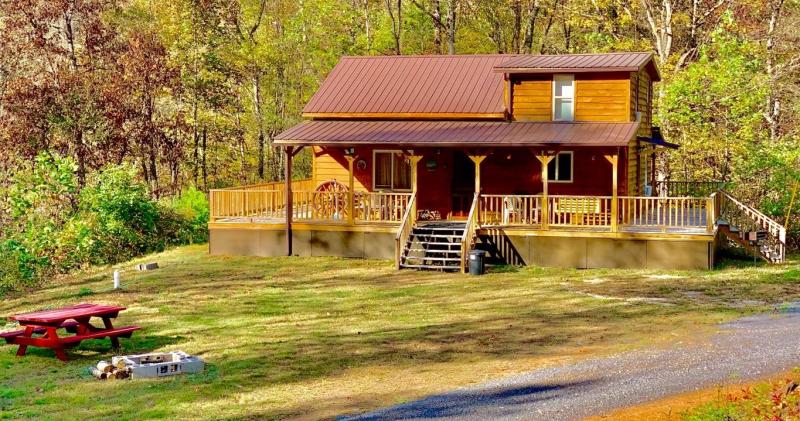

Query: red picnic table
left=0, top=303, right=140, bottom=361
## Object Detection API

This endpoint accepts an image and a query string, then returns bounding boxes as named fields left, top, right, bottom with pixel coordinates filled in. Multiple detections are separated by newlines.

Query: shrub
left=163, top=186, right=209, bottom=244
left=0, top=155, right=210, bottom=295
left=0, top=240, right=46, bottom=294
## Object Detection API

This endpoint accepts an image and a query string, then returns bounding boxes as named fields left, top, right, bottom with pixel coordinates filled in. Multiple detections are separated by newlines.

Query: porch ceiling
left=274, top=121, right=640, bottom=148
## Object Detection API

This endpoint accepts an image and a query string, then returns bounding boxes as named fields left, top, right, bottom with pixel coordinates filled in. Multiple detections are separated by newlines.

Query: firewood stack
left=91, top=359, right=132, bottom=380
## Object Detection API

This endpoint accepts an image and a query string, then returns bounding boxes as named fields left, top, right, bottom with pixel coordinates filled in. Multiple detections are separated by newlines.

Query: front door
left=450, top=151, right=475, bottom=218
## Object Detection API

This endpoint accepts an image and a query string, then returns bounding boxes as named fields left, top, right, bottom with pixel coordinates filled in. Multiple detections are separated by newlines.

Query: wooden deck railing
left=656, top=180, right=726, bottom=197
left=548, top=195, right=613, bottom=228
left=618, top=196, right=710, bottom=231
left=210, top=189, right=285, bottom=221
left=460, top=193, right=480, bottom=273
left=479, top=195, right=542, bottom=226
left=210, top=188, right=412, bottom=224
left=354, top=192, right=412, bottom=223
left=212, top=188, right=720, bottom=234
left=472, top=194, right=715, bottom=233
left=395, top=193, right=417, bottom=269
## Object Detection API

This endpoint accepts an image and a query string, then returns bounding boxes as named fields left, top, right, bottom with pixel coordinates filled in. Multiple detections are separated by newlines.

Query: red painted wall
left=313, top=146, right=630, bottom=218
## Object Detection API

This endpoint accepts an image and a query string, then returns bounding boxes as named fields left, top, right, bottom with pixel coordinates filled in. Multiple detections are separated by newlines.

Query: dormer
left=494, top=52, right=660, bottom=126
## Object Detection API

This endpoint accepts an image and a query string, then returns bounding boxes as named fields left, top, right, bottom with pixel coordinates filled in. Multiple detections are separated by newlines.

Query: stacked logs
left=91, top=359, right=132, bottom=380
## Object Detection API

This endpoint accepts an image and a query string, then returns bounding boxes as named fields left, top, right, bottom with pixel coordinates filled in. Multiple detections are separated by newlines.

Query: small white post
left=113, top=270, right=121, bottom=289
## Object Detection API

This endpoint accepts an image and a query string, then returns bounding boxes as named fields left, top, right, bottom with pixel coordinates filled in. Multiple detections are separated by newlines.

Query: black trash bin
left=468, top=250, right=487, bottom=275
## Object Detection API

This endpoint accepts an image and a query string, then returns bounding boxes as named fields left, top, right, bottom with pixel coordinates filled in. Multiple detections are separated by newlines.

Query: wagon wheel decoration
left=313, top=180, right=349, bottom=219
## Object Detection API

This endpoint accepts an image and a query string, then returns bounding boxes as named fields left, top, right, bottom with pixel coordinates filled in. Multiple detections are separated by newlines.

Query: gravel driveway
left=341, top=305, right=800, bottom=420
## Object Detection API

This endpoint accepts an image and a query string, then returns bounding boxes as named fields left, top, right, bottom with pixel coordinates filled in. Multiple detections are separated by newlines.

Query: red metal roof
left=302, top=55, right=515, bottom=116
left=275, top=121, right=640, bottom=147
left=495, top=52, right=660, bottom=81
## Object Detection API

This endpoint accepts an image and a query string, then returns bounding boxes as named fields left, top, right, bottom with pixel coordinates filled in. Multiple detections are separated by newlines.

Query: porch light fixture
left=344, top=147, right=356, bottom=156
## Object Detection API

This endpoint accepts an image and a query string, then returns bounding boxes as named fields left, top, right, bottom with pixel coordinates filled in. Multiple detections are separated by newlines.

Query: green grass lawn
left=0, top=246, right=798, bottom=420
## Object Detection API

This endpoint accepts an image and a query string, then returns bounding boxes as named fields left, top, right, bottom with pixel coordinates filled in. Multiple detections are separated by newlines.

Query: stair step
left=406, top=248, right=462, bottom=254
left=410, top=242, right=462, bottom=248
left=403, top=256, right=462, bottom=262
left=413, top=225, right=466, bottom=231
left=412, top=234, right=463, bottom=239
left=399, top=264, right=460, bottom=271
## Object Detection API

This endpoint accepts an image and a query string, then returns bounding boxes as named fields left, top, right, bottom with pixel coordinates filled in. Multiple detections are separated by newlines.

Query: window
left=373, top=150, right=411, bottom=190
left=547, top=152, right=573, bottom=183
left=552, top=74, right=575, bottom=121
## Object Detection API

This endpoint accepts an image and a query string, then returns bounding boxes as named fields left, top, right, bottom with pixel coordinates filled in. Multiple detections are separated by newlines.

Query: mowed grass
left=0, top=246, right=798, bottom=420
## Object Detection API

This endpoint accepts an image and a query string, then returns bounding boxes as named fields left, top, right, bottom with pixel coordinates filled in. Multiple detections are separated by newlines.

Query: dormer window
left=553, top=74, right=575, bottom=121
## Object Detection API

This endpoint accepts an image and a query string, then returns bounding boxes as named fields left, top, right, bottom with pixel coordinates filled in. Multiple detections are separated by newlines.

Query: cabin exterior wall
left=510, top=71, right=632, bottom=122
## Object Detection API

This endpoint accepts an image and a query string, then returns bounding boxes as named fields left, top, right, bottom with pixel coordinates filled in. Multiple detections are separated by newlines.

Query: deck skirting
left=209, top=222, right=717, bottom=270
left=209, top=225, right=396, bottom=259
left=477, top=228, right=716, bottom=270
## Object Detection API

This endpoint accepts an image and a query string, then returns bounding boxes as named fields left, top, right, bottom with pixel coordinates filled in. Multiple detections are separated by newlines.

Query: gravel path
left=341, top=305, right=800, bottom=420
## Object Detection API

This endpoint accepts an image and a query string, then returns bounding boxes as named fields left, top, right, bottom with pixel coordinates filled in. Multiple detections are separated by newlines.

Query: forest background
left=0, top=0, right=797, bottom=291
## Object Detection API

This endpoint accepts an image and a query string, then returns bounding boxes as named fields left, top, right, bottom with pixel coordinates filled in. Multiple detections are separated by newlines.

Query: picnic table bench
left=1, top=303, right=140, bottom=361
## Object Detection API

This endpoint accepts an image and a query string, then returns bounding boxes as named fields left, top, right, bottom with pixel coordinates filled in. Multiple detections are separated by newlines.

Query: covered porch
left=207, top=120, right=738, bottom=270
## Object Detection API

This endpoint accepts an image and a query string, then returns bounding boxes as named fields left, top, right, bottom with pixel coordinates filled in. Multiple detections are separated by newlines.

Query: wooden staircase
left=399, top=222, right=467, bottom=271
left=717, top=191, right=787, bottom=263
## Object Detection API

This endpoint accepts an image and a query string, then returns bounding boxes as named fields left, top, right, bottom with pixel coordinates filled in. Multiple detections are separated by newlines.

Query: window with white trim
left=547, top=151, right=573, bottom=183
left=552, top=74, right=575, bottom=121
left=373, top=150, right=411, bottom=191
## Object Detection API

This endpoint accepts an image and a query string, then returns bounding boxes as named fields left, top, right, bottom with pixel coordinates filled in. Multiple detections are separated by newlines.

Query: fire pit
left=92, top=351, right=204, bottom=380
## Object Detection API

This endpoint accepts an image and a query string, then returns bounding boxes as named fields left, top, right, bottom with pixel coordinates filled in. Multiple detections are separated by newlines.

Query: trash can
left=468, top=250, right=487, bottom=276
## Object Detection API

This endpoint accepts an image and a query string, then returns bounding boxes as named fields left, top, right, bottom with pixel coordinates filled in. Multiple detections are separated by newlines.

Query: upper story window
left=373, top=150, right=411, bottom=191
left=552, top=74, right=575, bottom=121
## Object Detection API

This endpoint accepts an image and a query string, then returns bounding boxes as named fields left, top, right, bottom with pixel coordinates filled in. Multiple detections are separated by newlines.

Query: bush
left=77, top=164, right=161, bottom=263
left=164, top=186, right=210, bottom=244
left=0, top=240, right=46, bottom=294
left=0, top=154, right=210, bottom=294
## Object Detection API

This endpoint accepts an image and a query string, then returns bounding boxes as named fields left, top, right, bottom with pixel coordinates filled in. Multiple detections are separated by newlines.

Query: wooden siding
left=511, top=72, right=632, bottom=122
left=313, top=147, right=368, bottom=190
left=574, top=72, right=630, bottom=122
left=627, top=138, right=639, bottom=195
left=510, top=74, right=551, bottom=121
left=631, top=69, right=652, bottom=136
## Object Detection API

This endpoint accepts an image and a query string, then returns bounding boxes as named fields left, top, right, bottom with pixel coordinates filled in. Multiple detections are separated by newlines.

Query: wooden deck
left=211, top=207, right=712, bottom=235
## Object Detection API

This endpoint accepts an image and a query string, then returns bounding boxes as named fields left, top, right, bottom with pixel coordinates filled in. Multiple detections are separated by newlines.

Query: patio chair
left=502, top=196, right=524, bottom=225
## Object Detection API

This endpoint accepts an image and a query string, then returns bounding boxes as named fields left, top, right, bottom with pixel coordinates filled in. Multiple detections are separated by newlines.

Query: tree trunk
left=764, top=0, right=785, bottom=141
left=523, top=0, right=540, bottom=53
left=446, top=0, right=456, bottom=54
left=364, top=0, right=372, bottom=51
left=511, top=0, right=522, bottom=53
left=386, top=0, right=402, bottom=55
left=252, top=73, right=266, bottom=180
left=433, top=0, right=443, bottom=54
left=201, top=126, right=208, bottom=190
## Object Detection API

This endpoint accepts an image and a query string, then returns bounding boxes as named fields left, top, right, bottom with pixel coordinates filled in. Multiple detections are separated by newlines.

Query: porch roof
left=274, top=121, right=640, bottom=148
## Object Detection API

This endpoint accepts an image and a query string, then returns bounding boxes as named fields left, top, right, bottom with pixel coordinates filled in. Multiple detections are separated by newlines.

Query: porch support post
left=604, top=154, right=619, bottom=232
left=285, top=146, right=294, bottom=256
left=467, top=155, right=487, bottom=194
left=535, top=154, right=554, bottom=230
left=468, top=155, right=487, bottom=225
left=409, top=155, right=423, bottom=222
left=345, top=155, right=357, bottom=225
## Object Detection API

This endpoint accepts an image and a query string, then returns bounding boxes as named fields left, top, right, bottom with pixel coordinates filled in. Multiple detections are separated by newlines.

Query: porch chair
left=502, top=196, right=524, bottom=225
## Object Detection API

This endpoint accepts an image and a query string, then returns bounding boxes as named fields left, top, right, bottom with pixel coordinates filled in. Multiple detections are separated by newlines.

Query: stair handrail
left=719, top=189, right=786, bottom=262
left=395, top=192, right=417, bottom=269
left=460, top=193, right=480, bottom=273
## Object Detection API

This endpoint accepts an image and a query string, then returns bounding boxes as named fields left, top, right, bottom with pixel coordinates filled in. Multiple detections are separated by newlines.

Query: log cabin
left=208, top=52, right=786, bottom=271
